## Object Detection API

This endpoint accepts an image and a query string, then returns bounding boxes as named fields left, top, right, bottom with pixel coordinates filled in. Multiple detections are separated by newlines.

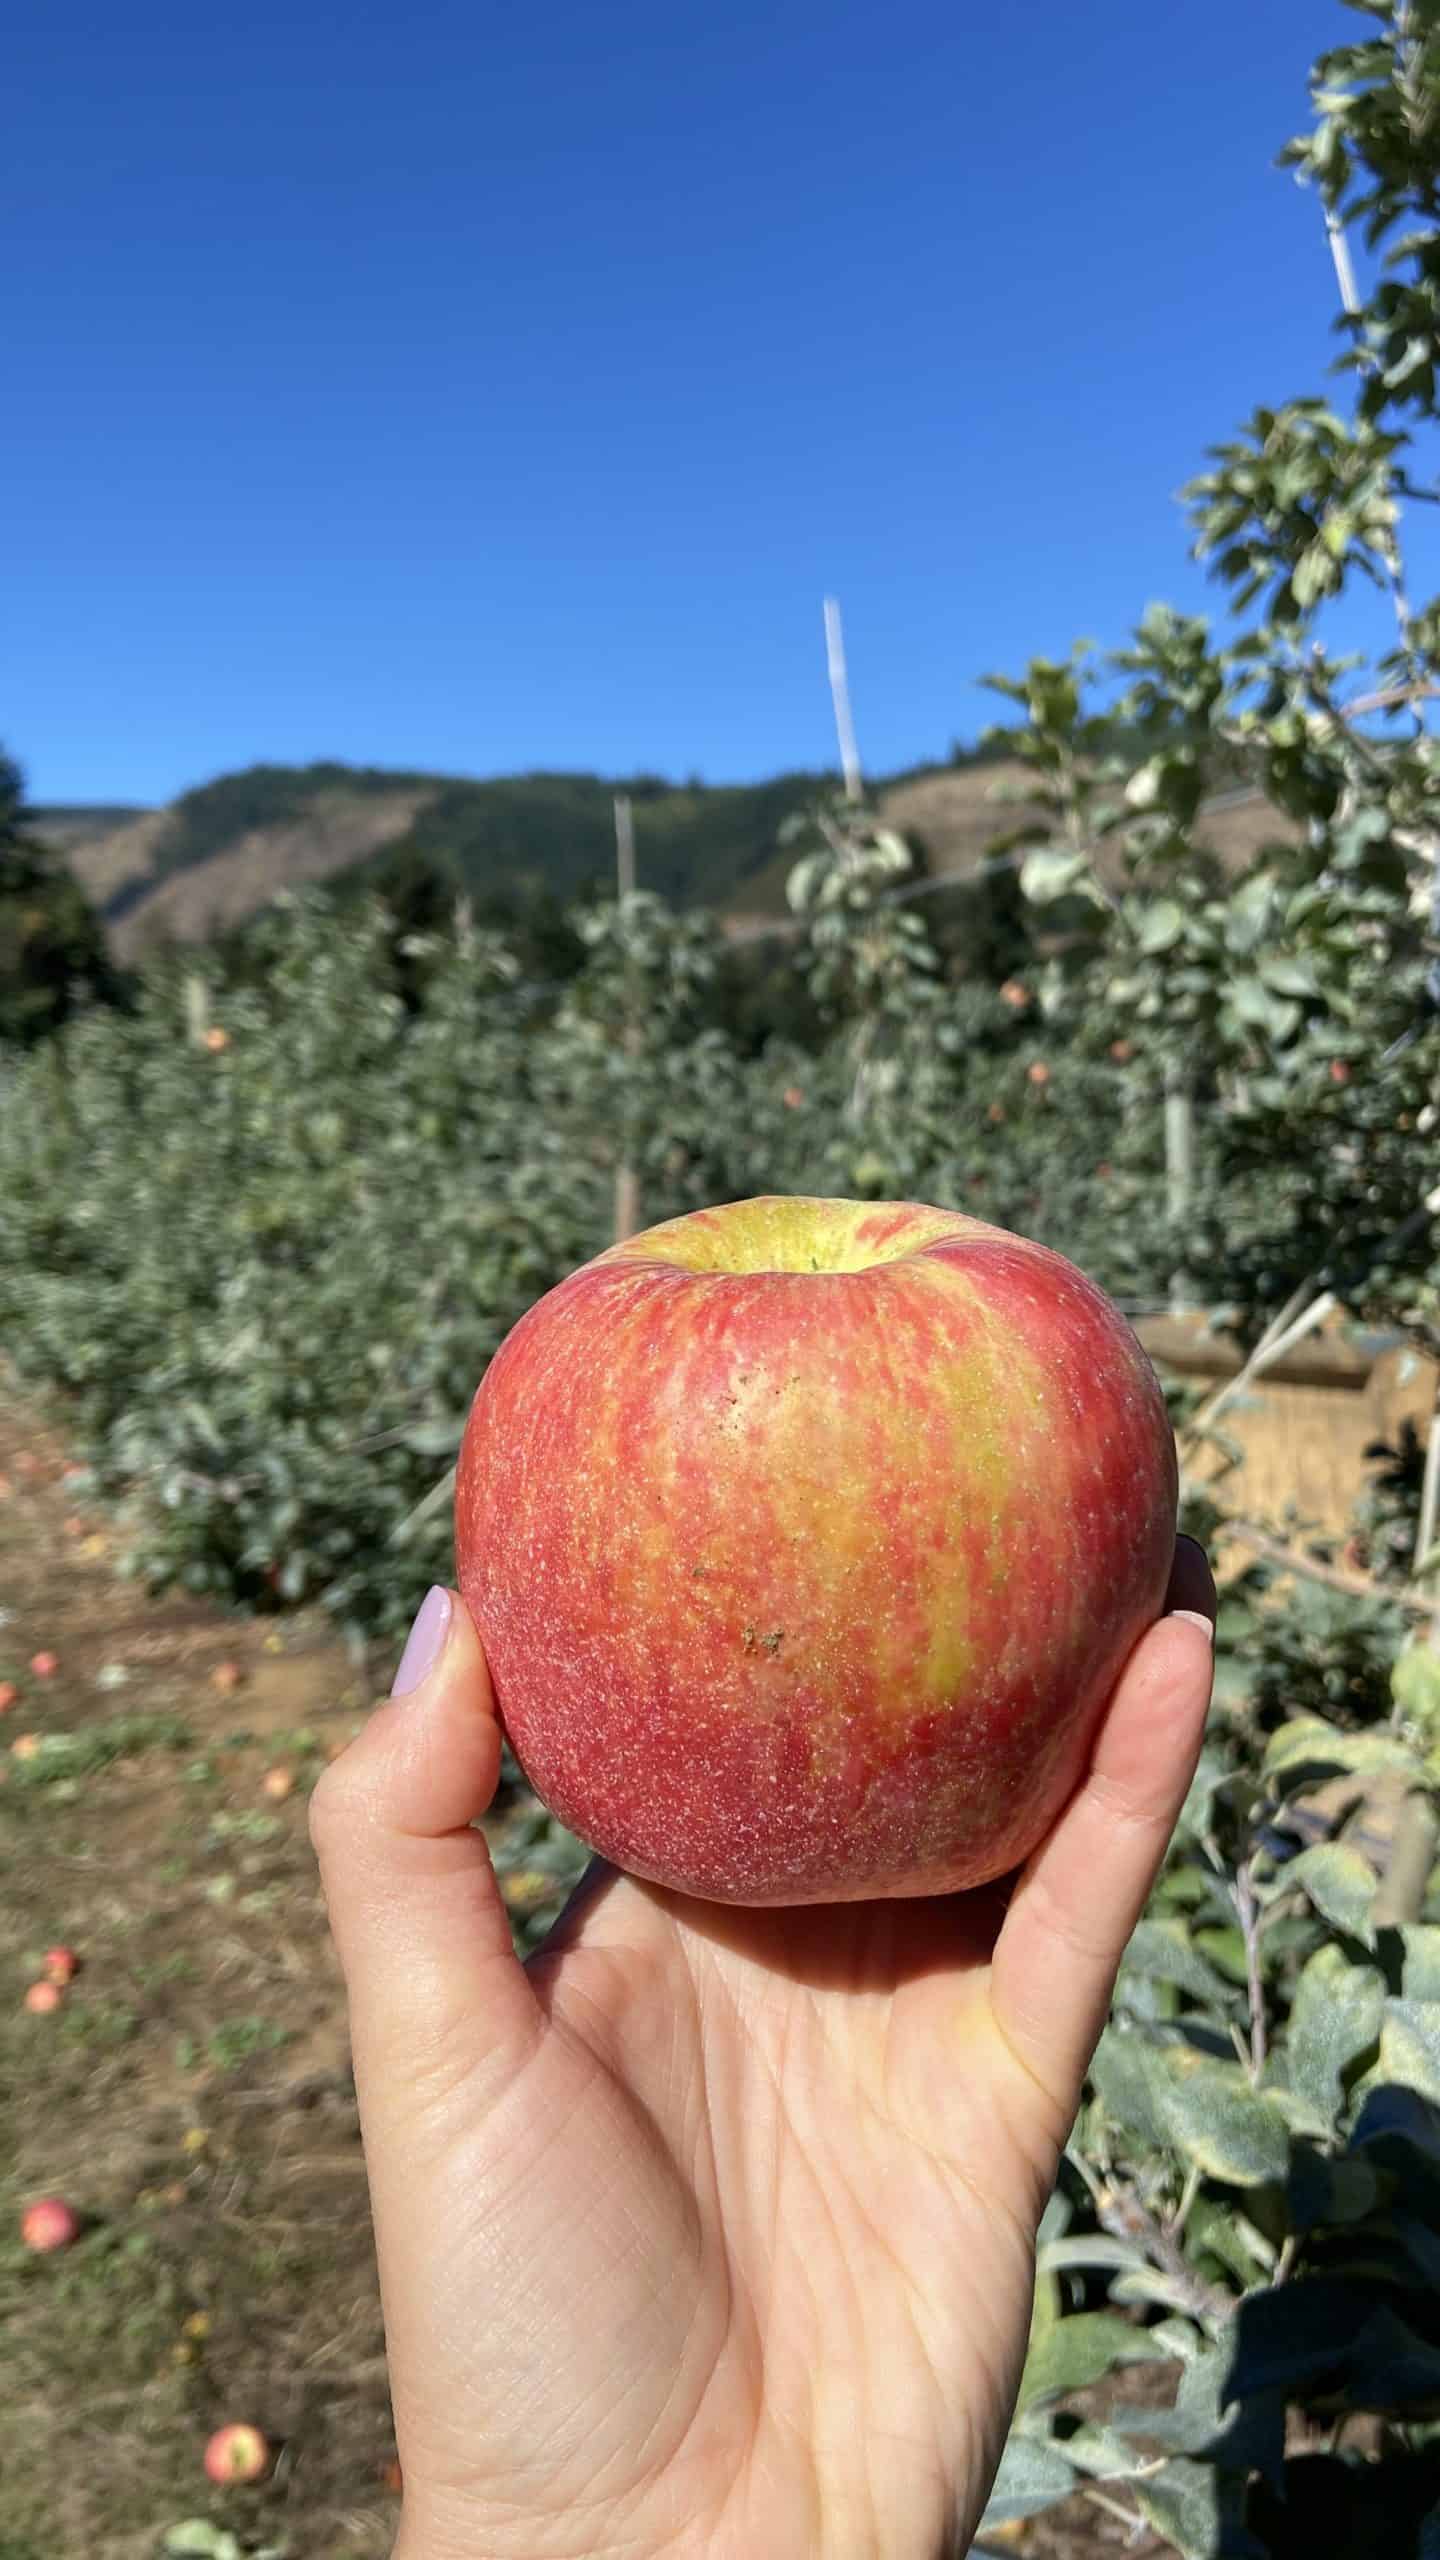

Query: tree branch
left=1222, top=1520, right=1433, bottom=1615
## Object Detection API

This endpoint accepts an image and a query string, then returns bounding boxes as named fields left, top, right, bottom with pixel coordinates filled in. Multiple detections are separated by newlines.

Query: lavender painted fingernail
left=391, top=1586, right=453, bottom=1696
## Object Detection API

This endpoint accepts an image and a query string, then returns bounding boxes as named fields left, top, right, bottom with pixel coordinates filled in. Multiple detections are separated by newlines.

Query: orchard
left=1, top=6, right=1440, bottom=2553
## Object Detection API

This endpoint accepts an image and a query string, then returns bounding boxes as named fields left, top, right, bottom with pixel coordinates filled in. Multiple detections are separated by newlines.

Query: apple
left=42, top=1947, right=79, bottom=1986
left=210, top=1660, right=244, bottom=1693
left=203, top=2423, right=271, bottom=2484
left=0, top=1683, right=17, bottom=1714
left=455, top=1195, right=1176, bottom=1905
left=1026, top=1061, right=1051, bottom=1087
left=20, top=2198, right=79, bottom=2252
left=260, top=1765, right=294, bottom=1801
left=24, top=1981, right=62, bottom=2014
left=29, top=1653, right=58, bottom=1679
left=11, top=1734, right=40, bottom=1760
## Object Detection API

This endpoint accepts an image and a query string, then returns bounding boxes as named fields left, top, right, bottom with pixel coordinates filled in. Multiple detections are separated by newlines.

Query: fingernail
left=391, top=1586, right=453, bottom=1696
left=1171, top=1608, right=1215, bottom=1643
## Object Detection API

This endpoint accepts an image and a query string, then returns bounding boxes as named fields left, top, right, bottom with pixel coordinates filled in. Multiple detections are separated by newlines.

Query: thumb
left=310, top=1586, right=542, bottom=2120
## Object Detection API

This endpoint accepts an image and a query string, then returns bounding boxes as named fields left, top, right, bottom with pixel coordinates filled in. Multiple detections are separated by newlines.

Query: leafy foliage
left=0, top=747, right=120, bottom=1046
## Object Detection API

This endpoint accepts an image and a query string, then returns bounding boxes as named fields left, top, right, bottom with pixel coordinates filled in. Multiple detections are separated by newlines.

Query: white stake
left=824, top=597, right=864, bottom=803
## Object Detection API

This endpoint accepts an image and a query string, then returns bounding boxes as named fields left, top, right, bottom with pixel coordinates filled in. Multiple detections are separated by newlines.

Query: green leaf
left=1136, top=898, right=1186, bottom=953
left=1286, top=1945, right=1385, bottom=2120
left=1394, top=1642, right=1440, bottom=1733
left=1257, top=952, right=1322, bottom=998
left=1227, top=974, right=1302, bottom=1041
left=1018, top=2310, right=1170, bottom=2411
left=1121, top=1917, right=1236, bottom=2008
left=1192, top=1925, right=1251, bottom=1987
left=1398, top=1927, right=1440, bottom=2002
left=1287, top=2144, right=1383, bottom=2233
left=978, top=2428, right=1078, bottom=2525
left=1090, top=2025, right=1172, bottom=2150
left=1262, top=1718, right=1420, bottom=1793
left=1381, top=2000, right=1440, bottom=2106
left=1019, top=846, right=1093, bottom=905
left=1157, top=2050, right=1290, bottom=2187
left=1283, top=1842, right=1380, bottom=1945
left=1131, top=2457, right=1227, bottom=2559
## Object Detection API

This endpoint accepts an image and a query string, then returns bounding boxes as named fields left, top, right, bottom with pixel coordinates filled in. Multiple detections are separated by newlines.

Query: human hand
left=311, top=1540, right=1214, bottom=2560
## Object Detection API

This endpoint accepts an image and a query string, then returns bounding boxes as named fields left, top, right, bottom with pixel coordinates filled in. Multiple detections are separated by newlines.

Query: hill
left=43, top=752, right=1289, bottom=960
left=49, top=763, right=841, bottom=959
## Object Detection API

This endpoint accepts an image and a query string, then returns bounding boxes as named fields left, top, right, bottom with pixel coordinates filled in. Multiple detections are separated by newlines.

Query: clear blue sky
left=5, top=0, right=1407, bottom=804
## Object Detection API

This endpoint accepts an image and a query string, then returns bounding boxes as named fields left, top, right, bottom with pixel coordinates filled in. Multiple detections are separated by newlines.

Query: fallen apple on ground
left=203, top=2422, right=271, bottom=2484
left=456, top=1194, right=1177, bottom=1906
left=20, top=2198, right=79, bottom=2252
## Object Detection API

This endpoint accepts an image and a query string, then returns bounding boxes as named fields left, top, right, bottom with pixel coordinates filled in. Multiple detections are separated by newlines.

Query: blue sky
left=5, top=0, right=1410, bottom=803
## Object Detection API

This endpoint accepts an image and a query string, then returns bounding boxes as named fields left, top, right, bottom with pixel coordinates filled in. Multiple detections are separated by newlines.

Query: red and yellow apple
left=20, top=2197, right=79, bottom=2252
left=455, top=1196, right=1176, bottom=1905
left=203, top=2422, right=271, bottom=2484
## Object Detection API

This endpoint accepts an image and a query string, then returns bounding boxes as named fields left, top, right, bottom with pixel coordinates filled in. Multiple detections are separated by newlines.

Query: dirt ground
left=0, top=1375, right=1174, bottom=2559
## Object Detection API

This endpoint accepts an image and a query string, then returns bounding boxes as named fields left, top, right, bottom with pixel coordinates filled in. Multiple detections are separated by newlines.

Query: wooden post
left=612, top=793, right=641, bottom=1243
left=824, top=597, right=864, bottom=804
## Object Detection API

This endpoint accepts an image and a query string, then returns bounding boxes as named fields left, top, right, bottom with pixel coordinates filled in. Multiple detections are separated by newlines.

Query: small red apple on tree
left=42, top=1947, right=79, bottom=1986
left=23, top=1981, right=62, bottom=2015
left=456, top=1195, right=1175, bottom=1906
left=29, top=1652, right=58, bottom=1679
left=20, top=2198, right=79, bottom=2252
left=203, top=2423, right=271, bottom=2484
left=0, top=1683, right=17, bottom=1714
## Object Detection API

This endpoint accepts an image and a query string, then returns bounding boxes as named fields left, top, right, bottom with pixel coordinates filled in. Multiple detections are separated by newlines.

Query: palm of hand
left=398, top=1878, right=1068, bottom=2560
